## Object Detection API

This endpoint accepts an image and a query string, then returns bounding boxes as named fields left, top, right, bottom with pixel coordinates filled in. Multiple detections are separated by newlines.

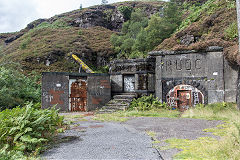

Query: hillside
left=0, top=0, right=238, bottom=74
left=0, top=1, right=164, bottom=73
left=155, top=0, right=238, bottom=64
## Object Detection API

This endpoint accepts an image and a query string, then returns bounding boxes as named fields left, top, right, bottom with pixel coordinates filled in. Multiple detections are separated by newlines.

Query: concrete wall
left=87, top=75, right=111, bottom=111
left=224, top=59, right=238, bottom=102
left=150, top=46, right=238, bottom=104
left=109, top=58, right=155, bottom=96
left=42, top=72, right=111, bottom=112
left=42, top=72, right=69, bottom=111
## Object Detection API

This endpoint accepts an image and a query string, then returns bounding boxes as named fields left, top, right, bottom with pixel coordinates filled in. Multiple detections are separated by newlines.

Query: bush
left=0, top=67, right=41, bottom=110
left=118, top=6, right=133, bottom=21
left=0, top=102, right=64, bottom=159
left=129, top=95, right=169, bottom=111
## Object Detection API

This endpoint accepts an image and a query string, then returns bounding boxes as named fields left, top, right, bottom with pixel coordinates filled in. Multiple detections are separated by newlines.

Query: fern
left=0, top=102, right=64, bottom=158
left=129, top=95, right=169, bottom=111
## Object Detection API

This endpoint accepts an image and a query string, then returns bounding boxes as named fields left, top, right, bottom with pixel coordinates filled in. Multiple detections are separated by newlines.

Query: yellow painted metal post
left=71, top=54, right=94, bottom=73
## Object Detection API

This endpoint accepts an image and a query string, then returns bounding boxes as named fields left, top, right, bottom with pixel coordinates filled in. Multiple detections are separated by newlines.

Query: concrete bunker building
left=41, top=46, right=238, bottom=111
left=149, top=46, right=238, bottom=111
left=42, top=72, right=111, bottom=111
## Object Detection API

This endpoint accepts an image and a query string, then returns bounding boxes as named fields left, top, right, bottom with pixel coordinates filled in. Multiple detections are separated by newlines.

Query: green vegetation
left=117, top=6, right=133, bottom=21
left=129, top=94, right=169, bottom=111
left=0, top=102, right=64, bottom=159
left=93, top=109, right=180, bottom=122
left=0, top=67, right=41, bottom=110
left=20, top=37, right=31, bottom=50
left=94, top=95, right=179, bottom=122
left=146, top=130, right=161, bottom=144
left=111, top=2, right=182, bottom=58
left=95, top=98, right=240, bottom=159
left=177, top=0, right=219, bottom=31
left=225, top=22, right=238, bottom=40
left=32, top=19, right=70, bottom=31
left=162, top=102, right=240, bottom=159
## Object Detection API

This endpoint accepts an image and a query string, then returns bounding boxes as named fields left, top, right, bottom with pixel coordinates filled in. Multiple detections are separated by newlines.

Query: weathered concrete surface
left=151, top=47, right=238, bottom=106
left=124, top=117, right=222, bottom=160
left=42, top=72, right=111, bottom=112
left=42, top=72, right=69, bottom=111
left=42, top=114, right=222, bottom=160
left=87, top=75, right=111, bottom=111
left=110, top=58, right=155, bottom=96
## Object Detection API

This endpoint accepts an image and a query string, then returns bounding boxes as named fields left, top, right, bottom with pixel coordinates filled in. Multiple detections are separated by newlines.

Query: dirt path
left=41, top=113, right=222, bottom=160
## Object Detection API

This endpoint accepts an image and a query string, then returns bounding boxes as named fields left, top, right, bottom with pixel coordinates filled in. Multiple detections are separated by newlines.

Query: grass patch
left=146, top=131, right=161, bottom=144
left=163, top=102, right=240, bottom=159
left=93, top=112, right=129, bottom=122
left=93, top=109, right=180, bottom=122
left=225, top=22, right=238, bottom=40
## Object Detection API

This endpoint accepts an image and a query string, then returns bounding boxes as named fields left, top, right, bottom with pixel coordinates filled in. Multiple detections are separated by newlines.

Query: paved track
left=42, top=115, right=221, bottom=160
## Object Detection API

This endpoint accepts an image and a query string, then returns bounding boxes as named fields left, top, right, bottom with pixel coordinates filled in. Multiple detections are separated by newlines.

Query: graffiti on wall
left=166, top=85, right=204, bottom=110
left=124, top=75, right=135, bottom=92
left=163, top=58, right=203, bottom=72
left=43, top=89, right=64, bottom=105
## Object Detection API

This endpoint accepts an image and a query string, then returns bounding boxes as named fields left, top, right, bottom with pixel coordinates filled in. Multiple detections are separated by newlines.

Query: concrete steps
left=98, top=93, right=137, bottom=113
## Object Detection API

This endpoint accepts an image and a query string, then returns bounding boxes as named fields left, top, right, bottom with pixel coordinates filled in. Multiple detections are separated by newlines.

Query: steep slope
left=0, top=1, right=164, bottom=73
left=155, top=0, right=238, bottom=64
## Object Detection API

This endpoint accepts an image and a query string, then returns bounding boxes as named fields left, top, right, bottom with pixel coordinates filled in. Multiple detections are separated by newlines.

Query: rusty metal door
left=70, top=80, right=87, bottom=111
left=177, top=90, right=191, bottom=112
left=123, top=75, right=135, bottom=92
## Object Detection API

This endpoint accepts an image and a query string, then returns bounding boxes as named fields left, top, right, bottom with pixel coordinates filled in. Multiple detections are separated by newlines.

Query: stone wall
left=149, top=46, right=238, bottom=105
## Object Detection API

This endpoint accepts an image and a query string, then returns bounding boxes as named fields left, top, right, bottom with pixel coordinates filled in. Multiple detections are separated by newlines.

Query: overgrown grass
left=93, top=109, right=180, bottom=122
left=225, top=22, right=238, bottom=40
left=163, top=102, right=240, bottom=160
left=177, top=0, right=221, bottom=31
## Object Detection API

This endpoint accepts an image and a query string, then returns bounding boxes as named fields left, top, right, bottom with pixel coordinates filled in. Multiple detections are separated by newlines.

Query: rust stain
left=89, top=125, right=104, bottom=128
left=49, top=90, right=64, bottom=105
left=83, top=112, right=94, bottom=116
left=92, top=97, right=102, bottom=105
left=167, top=85, right=204, bottom=112
left=100, top=80, right=111, bottom=89
left=70, top=80, right=87, bottom=112
left=72, top=126, right=88, bottom=130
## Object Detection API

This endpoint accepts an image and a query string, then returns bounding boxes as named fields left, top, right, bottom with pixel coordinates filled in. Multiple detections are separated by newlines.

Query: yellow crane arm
left=72, top=54, right=94, bottom=73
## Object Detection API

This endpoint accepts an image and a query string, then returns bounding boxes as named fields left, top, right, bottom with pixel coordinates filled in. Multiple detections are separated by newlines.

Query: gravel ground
left=41, top=120, right=160, bottom=160
left=124, top=117, right=222, bottom=160
left=41, top=114, right=222, bottom=160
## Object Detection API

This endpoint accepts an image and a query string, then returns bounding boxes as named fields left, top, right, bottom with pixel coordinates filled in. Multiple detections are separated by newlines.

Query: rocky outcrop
left=4, top=33, right=24, bottom=43
left=59, top=2, right=164, bottom=32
